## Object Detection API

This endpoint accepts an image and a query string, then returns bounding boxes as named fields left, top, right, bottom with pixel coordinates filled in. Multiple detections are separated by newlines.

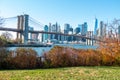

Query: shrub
left=7, top=48, right=38, bottom=69
left=0, top=48, right=9, bottom=69
left=43, top=46, right=103, bottom=68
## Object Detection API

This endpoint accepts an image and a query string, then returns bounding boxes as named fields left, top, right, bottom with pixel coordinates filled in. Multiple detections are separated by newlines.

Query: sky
left=0, top=0, right=120, bottom=31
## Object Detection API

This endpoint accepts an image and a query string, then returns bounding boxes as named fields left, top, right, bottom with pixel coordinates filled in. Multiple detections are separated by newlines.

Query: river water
left=9, top=44, right=98, bottom=56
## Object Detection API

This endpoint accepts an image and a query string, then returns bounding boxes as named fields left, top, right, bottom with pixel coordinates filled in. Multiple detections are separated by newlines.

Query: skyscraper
left=75, top=27, right=80, bottom=34
left=98, top=21, right=106, bottom=37
left=64, top=23, right=70, bottom=34
left=28, top=26, right=34, bottom=41
left=64, top=23, right=70, bottom=41
left=43, top=25, right=49, bottom=41
left=48, top=23, right=52, bottom=40
left=81, top=22, right=88, bottom=36
left=49, top=22, right=61, bottom=40
left=99, top=21, right=104, bottom=37
left=94, top=18, right=98, bottom=35
left=78, top=24, right=82, bottom=33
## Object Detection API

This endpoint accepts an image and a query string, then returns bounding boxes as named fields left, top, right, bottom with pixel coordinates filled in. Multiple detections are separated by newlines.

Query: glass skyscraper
left=43, top=25, right=49, bottom=41
left=82, top=22, right=88, bottom=36
left=94, top=18, right=98, bottom=35
left=64, top=23, right=70, bottom=41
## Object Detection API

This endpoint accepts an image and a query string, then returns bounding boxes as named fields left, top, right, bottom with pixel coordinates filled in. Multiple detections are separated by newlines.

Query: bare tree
left=107, top=19, right=120, bottom=39
left=1, top=32, right=13, bottom=41
left=99, top=19, right=120, bottom=56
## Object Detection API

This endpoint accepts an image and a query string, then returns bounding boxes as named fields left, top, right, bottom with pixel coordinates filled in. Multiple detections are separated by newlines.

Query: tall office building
left=74, top=25, right=82, bottom=41
left=64, top=23, right=70, bottom=41
left=28, top=26, right=34, bottom=41
left=75, top=27, right=80, bottom=34
left=31, top=33, right=39, bottom=41
left=64, top=24, right=70, bottom=34
left=50, top=22, right=61, bottom=40
left=81, top=22, right=88, bottom=36
left=43, top=25, right=49, bottom=41
left=99, top=21, right=104, bottom=37
left=48, top=23, right=52, bottom=40
left=78, top=24, right=82, bottom=33
left=28, top=27, right=39, bottom=41
left=74, top=23, right=87, bottom=41
left=103, top=24, right=106, bottom=37
left=94, top=18, right=98, bottom=35
left=57, top=25, right=61, bottom=41
left=69, top=27, right=73, bottom=34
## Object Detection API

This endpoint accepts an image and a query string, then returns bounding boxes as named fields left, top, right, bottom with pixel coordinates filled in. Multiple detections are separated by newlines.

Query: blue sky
left=0, top=0, right=120, bottom=31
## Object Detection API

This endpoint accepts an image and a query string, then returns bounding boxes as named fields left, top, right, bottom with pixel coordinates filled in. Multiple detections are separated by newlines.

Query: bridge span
left=0, top=14, right=100, bottom=45
left=0, top=27, right=101, bottom=42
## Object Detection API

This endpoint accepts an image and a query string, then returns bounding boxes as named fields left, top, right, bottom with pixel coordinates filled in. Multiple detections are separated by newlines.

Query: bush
left=0, top=48, right=9, bottom=69
left=78, top=49, right=102, bottom=66
left=43, top=46, right=103, bottom=68
left=7, top=48, right=38, bottom=69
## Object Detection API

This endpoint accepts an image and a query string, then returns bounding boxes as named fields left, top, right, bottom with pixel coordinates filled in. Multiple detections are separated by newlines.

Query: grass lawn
left=0, top=66, right=120, bottom=80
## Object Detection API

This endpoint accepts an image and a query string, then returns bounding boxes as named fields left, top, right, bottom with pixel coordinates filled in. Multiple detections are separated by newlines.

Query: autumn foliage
left=43, top=45, right=120, bottom=68
left=0, top=44, right=120, bottom=69
left=43, top=46, right=101, bottom=67
left=0, top=48, right=39, bottom=69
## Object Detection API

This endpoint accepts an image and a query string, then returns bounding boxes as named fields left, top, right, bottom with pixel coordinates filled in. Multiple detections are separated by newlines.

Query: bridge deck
left=5, top=44, right=52, bottom=47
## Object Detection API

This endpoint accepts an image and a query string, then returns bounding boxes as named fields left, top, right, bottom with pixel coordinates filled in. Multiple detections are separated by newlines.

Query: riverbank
left=9, top=44, right=98, bottom=56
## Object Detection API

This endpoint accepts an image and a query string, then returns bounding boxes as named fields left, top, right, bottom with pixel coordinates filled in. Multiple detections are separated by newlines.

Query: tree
left=1, top=32, right=13, bottom=42
left=0, top=17, right=11, bottom=69
left=98, top=19, right=120, bottom=65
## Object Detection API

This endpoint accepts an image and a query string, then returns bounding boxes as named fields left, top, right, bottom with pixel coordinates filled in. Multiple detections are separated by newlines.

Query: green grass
left=0, top=66, right=120, bottom=80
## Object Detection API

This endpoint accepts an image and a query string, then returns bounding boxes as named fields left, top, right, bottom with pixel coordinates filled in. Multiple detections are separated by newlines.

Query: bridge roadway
left=5, top=44, right=52, bottom=47
left=0, top=27, right=101, bottom=41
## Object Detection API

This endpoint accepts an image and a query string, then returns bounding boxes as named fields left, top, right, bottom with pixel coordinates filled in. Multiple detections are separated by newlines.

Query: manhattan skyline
left=0, top=0, right=120, bottom=31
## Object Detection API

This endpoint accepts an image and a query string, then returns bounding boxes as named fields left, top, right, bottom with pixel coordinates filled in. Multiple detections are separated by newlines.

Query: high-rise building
left=100, top=21, right=103, bottom=36
left=28, top=27, right=34, bottom=41
left=64, top=24, right=70, bottom=32
left=74, top=23, right=87, bottom=41
left=43, top=25, right=49, bottom=41
left=75, top=27, right=80, bottom=34
left=48, top=23, right=52, bottom=40
left=64, top=23, right=70, bottom=41
left=31, top=33, right=39, bottom=41
left=49, top=22, right=61, bottom=40
left=69, top=27, right=73, bottom=34
left=99, top=21, right=106, bottom=37
left=103, top=24, right=106, bottom=37
left=81, top=22, right=88, bottom=36
left=78, top=24, right=82, bottom=33
left=60, top=30, right=65, bottom=42
left=94, top=18, right=98, bottom=35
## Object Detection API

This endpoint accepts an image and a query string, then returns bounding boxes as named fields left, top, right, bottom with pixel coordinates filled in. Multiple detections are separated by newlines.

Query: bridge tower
left=17, top=14, right=29, bottom=44
left=17, top=15, right=24, bottom=43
